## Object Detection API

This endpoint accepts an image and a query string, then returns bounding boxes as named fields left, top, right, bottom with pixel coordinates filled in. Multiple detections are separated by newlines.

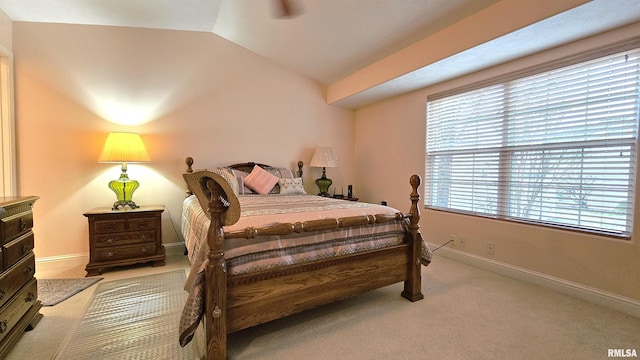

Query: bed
left=179, top=157, right=431, bottom=359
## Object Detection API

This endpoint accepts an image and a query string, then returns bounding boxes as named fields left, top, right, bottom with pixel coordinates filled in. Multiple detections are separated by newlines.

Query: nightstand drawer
left=94, top=243, right=157, bottom=262
left=3, top=232, right=34, bottom=270
left=0, top=253, right=35, bottom=309
left=128, top=218, right=158, bottom=231
left=94, top=217, right=158, bottom=233
left=0, top=212, right=33, bottom=245
left=94, top=230, right=156, bottom=247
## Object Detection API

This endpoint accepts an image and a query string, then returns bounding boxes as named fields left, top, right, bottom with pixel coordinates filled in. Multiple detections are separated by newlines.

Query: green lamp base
left=315, top=171, right=332, bottom=197
left=108, top=164, right=140, bottom=210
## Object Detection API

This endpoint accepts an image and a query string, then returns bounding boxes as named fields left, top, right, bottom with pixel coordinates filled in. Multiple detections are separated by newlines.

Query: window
left=426, top=46, right=640, bottom=238
left=0, top=49, right=16, bottom=197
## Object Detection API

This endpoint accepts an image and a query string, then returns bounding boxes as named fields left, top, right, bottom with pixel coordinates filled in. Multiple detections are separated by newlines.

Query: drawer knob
left=106, top=225, right=116, bottom=231
left=19, top=219, right=27, bottom=231
left=0, top=320, right=6, bottom=333
left=138, top=221, right=147, bottom=228
left=25, top=292, right=35, bottom=302
left=141, top=247, right=148, bottom=253
left=24, top=266, right=34, bottom=277
left=21, top=244, right=30, bottom=254
left=0, top=289, right=5, bottom=300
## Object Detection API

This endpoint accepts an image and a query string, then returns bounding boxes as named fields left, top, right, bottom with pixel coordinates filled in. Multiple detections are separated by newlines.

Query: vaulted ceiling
left=1, top=0, right=639, bottom=108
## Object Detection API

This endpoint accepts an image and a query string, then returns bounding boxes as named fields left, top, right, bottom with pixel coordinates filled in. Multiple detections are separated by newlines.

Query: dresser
left=0, top=196, right=41, bottom=358
left=84, top=205, right=165, bottom=276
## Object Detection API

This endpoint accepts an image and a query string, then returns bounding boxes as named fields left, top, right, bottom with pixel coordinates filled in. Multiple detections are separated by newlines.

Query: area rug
left=53, top=270, right=199, bottom=360
left=38, top=277, right=103, bottom=306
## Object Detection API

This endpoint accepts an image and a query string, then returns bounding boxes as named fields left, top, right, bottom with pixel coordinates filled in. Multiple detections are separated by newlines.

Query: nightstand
left=83, top=205, right=165, bottom=276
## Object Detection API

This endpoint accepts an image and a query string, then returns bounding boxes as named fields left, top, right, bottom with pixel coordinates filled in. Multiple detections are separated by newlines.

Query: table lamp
left=98, top=132, right=150, bottom=209
left=310, top=147, right=338, bottom=197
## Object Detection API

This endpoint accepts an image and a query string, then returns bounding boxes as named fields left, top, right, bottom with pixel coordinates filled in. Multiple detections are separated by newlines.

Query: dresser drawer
left=94, top=242, right=157, bottom=262
left=0, top=278, right=37, bottom=343
left=3, top=232, right=34, bottom=270
left=0, top=253, right=35, bottom=309
left=94, top=230, right=156, bottom=247
left=0, top=212, right=33, bottom=245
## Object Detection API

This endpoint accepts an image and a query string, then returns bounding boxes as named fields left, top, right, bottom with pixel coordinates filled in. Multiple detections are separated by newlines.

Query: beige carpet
left=53, top=270, right=198, bottom=360
left=6, top=252, right=640, bottom=360
left=225, top=255, right=640, bottom=360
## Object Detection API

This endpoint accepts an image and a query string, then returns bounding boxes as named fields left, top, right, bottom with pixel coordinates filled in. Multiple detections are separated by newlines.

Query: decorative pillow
left=266, top=167, right=295, bottom=194
left=243, top=165, right=279, bottom=195
left=278, top=178, right=306, bottom=195
left=266, top=167, right=294, bottom=179
left=227, top=169, right=254, bottom=195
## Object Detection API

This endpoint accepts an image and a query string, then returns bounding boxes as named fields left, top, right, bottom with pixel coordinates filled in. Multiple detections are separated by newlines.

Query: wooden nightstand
left=83, top=205, right=166, bottom=276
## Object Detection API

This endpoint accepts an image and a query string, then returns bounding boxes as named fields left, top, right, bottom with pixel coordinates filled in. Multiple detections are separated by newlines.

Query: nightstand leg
left=152, top=259, right=165, bottom=267
left=85, top=267, right=102, bottom=277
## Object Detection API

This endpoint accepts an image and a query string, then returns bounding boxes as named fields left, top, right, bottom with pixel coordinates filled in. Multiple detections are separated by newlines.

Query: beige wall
left=355, top=22, right=640, bottom=302
left=13, top=22, right=354, bottom=259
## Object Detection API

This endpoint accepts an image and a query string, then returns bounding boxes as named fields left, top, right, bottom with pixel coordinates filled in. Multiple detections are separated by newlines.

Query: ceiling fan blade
left=273, top=0, right=303, bottom=18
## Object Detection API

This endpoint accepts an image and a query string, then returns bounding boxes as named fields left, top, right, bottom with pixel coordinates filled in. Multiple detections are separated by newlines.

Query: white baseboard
left=35, top=242, right=187, bottom=265
left=431, top=244, right=640, bottom=319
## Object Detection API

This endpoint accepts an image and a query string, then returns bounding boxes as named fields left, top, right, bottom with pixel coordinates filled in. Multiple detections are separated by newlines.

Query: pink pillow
left=243, top=165, right=279, bottom=195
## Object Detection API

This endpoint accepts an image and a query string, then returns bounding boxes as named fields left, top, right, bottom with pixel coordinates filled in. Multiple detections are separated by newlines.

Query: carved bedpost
left=204, top=178, right=228, bottom=360
left=401, top=174, right=424, bottom=302
left=185, top=157, right=194, bottom=197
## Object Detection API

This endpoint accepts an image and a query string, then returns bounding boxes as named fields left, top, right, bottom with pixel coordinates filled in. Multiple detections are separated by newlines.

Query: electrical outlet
left=487, top=243, right=495, bottom=255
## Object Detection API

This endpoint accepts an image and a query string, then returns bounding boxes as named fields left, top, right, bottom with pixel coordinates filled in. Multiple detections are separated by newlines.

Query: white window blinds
left=426, top=48, right=640, bottom=237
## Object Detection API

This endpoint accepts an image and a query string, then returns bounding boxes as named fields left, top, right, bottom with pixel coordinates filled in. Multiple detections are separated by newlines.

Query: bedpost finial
left=186, top=157, right=194, bottom=173
left=410, top=174, right=421, bottom=189
left=297, top=161, right=304, bottom=178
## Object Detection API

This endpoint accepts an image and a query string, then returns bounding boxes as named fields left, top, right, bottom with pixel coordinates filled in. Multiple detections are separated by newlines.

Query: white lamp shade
left=310, top=147, right=338, bottom=168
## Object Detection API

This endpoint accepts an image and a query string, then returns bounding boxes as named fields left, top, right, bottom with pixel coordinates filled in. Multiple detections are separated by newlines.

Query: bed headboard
left=227, top=161, right=304, bottom=177
left=184, top=157, right=304, bottom=196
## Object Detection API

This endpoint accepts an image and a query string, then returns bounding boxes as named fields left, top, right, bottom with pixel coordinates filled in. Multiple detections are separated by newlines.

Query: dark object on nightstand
left=84, top=205, right=165, bottom=276
left=0, top=196, right=42, bottom=359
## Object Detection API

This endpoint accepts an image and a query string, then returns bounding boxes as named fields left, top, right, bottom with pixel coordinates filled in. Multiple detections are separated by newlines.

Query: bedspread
left=182, top=194, right=425, bottom=275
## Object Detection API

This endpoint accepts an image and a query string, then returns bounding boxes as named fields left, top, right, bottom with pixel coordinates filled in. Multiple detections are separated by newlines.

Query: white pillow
left=278, top=178, right=306, bottom=195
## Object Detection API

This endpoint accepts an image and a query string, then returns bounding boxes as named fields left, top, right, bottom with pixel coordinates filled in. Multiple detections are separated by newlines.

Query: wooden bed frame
left=183, top=157, right=424, bottom=360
